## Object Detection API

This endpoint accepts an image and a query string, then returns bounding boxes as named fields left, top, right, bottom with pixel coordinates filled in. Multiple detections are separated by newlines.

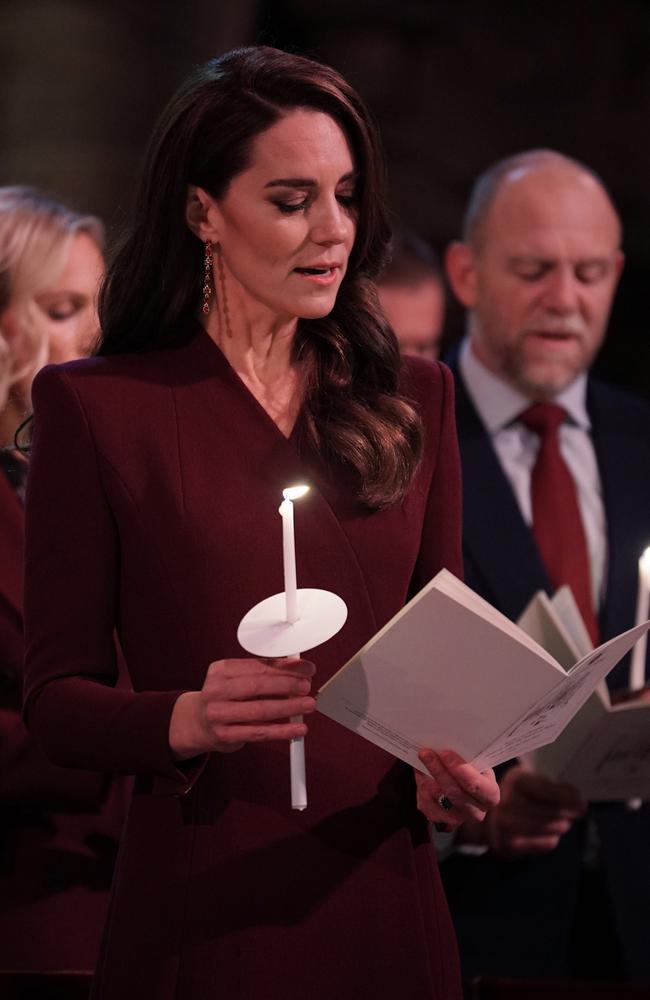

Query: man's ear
left=185, top=185, right=220, bottom=243
left=445, top=240, right=479, bottom=309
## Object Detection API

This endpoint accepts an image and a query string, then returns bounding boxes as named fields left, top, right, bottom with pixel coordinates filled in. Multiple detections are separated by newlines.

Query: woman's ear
left=185, top=186, right=220, bottom=243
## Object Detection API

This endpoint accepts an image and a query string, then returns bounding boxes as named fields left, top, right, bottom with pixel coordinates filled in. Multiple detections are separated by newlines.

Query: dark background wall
left=2, top=0, right=648, bottom=393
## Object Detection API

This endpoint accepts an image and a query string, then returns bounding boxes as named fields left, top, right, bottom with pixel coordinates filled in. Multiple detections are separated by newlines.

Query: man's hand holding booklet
left=518, top=585, right=650, bottom=801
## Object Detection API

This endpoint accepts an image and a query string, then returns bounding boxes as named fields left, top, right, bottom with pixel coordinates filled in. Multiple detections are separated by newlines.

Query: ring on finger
left=437, top=793, right=454, bottom=812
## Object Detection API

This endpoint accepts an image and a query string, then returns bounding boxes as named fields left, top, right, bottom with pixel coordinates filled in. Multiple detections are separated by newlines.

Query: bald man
left=442, top=150, right=650, bottom=988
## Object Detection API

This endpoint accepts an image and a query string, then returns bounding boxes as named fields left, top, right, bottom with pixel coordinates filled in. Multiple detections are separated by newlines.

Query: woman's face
left=204, top=109, right=358, bottom=325
left=0, top=230, right=104, bottom=405
left=37, top=231, right=104, bottom=363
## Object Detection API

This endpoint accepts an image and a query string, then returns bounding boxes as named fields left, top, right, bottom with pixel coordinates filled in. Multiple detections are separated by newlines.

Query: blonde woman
left=0, top=185, right=104, bottom=447
left=0, top=187, right=126, bottom=975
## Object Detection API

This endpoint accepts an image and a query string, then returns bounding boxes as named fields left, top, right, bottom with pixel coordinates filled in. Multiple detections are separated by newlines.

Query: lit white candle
left=279, top=485, right=308, bottom=623
left=630, top=547, right=650, bottom=692
left=279, top=484, right=310, bottom=810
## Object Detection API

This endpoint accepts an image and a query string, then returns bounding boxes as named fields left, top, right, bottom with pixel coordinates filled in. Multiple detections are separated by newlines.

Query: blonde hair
left=0, top=186, right=104, bottom=410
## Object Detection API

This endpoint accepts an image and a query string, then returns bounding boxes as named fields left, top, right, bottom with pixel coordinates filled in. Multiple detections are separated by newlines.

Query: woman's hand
left=169, top=657, right=316, bottom=760
left=415, top=748, right=500, bottom=828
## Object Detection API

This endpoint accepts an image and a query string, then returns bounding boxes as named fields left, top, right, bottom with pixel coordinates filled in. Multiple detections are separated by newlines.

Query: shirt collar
left=459, top=337, right=591, bottom=434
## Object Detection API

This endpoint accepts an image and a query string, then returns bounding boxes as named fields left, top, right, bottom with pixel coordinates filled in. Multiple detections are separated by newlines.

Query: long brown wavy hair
left=99, top=46, right=422, bottom=509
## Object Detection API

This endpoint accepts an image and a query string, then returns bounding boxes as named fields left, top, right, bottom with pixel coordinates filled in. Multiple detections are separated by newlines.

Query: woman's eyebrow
left=264, top=171, right=358, bottom=189
left=265, top=177, right=315, bottom=189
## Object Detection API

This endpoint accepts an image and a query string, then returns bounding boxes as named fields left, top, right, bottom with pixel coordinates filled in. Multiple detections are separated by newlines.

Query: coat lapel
left=167, top=330, right=379, bottom=661
left=453, top=368, right=550, bottom=622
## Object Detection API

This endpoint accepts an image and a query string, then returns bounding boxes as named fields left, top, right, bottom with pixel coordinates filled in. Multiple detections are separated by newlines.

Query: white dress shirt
left=433, top=342, right=610, bottom=861
left=459, top=338, right=608, bottom=610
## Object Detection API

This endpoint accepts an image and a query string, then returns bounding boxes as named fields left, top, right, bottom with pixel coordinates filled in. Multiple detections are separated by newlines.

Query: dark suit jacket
left=442, top=359, right=650, bottom=982
left=23, top=331, right=463, bottom=1000
left=0, top=457, right=126, bottom=972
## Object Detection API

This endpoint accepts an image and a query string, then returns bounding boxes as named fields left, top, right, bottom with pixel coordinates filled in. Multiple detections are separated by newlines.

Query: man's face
left=377, top=276, right=445, bottom=361
left=449, top=166, right=623, bottom=398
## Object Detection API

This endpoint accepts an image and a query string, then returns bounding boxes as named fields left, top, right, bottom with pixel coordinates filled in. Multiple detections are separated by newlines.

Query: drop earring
left=202, top=240, right=213, bottom=315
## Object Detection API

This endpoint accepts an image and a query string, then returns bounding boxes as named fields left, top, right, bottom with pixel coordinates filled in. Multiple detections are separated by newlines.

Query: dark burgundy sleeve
left=23, top=365, right=202, bottom=794
left=0, top=705, right=108, bottom=808
left=408, top=360, right=464, bottom=594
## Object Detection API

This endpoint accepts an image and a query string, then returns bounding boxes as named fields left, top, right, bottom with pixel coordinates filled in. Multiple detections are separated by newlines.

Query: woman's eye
left=273, top=200, right=308, bottom=214
left=37, top=294, right=84, bottom=321
left=337, top=192, right=357, bottom=207
left=47, top=305, right=76, bottom=320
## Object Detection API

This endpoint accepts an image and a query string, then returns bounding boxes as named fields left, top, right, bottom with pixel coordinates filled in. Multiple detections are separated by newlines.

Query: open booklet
left=316, top=569, right=650, bottom=776
left=517, top=587, right=650, bottom=801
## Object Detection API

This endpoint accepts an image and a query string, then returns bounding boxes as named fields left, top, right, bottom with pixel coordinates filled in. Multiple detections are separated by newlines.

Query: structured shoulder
left=30, top=341, right=195, bottom=428
left=34, top=348, right=173, bottom=393
left=30, top=348, right=188, bottom=460
left=399, top=355, right=454, bottom=412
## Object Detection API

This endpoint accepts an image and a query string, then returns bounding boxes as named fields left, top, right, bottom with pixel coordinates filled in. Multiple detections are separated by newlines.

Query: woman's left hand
left=415, top=748, right=500, bottom=828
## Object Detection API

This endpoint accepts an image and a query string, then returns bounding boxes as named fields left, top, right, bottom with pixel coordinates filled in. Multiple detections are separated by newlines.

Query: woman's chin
left=295, top=296, right=339, bottom=321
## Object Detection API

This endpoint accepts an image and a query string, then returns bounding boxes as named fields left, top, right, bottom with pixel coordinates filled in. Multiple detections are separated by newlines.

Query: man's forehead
left=484, top=167, right=620, bottom=247
left=501, top=236, right=617, bottom=262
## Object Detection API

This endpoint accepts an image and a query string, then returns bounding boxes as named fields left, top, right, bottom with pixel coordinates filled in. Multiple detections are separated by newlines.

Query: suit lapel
left=451, top=364, right=650, bottom=684
left=453, top=368, right=550, bottom=621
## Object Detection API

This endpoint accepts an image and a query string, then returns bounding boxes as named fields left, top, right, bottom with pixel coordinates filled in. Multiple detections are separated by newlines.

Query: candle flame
left=283, top=484, right=310, bottom=501
left=640, top=547, right=650, bottom=582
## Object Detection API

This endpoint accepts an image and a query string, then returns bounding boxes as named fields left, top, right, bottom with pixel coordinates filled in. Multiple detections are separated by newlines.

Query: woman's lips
left=293, top=265, right=340, bottom=285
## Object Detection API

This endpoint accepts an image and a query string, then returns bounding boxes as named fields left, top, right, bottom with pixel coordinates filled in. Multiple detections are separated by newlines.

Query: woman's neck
left=203, top=274, right=303, bottom=437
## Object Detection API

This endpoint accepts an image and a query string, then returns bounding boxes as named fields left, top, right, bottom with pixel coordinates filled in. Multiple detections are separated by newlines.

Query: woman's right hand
left=169, top=657, right=316, bottom=760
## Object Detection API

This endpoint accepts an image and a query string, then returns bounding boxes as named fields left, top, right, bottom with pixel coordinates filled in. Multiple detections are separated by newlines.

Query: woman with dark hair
left=23, top=47, right=498, bottom=999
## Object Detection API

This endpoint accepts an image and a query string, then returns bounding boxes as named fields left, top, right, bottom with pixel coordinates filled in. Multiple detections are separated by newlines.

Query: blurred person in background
left=442, top=150, right=650, bottom=990
left=376, top=229, right=446, bottom=361
left=0, top=186, right=126, bottom=976
left=0, top=186, right=104, bottom=448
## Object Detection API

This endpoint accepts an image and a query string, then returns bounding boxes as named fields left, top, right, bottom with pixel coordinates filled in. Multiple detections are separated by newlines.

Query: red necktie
left=519, top=403, right=600, bottom=646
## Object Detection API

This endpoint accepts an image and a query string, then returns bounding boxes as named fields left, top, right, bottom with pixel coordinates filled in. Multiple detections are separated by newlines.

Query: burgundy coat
left=0, top=459, right=126, bottom=972
left=24, top=328, right=463, bottom=999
